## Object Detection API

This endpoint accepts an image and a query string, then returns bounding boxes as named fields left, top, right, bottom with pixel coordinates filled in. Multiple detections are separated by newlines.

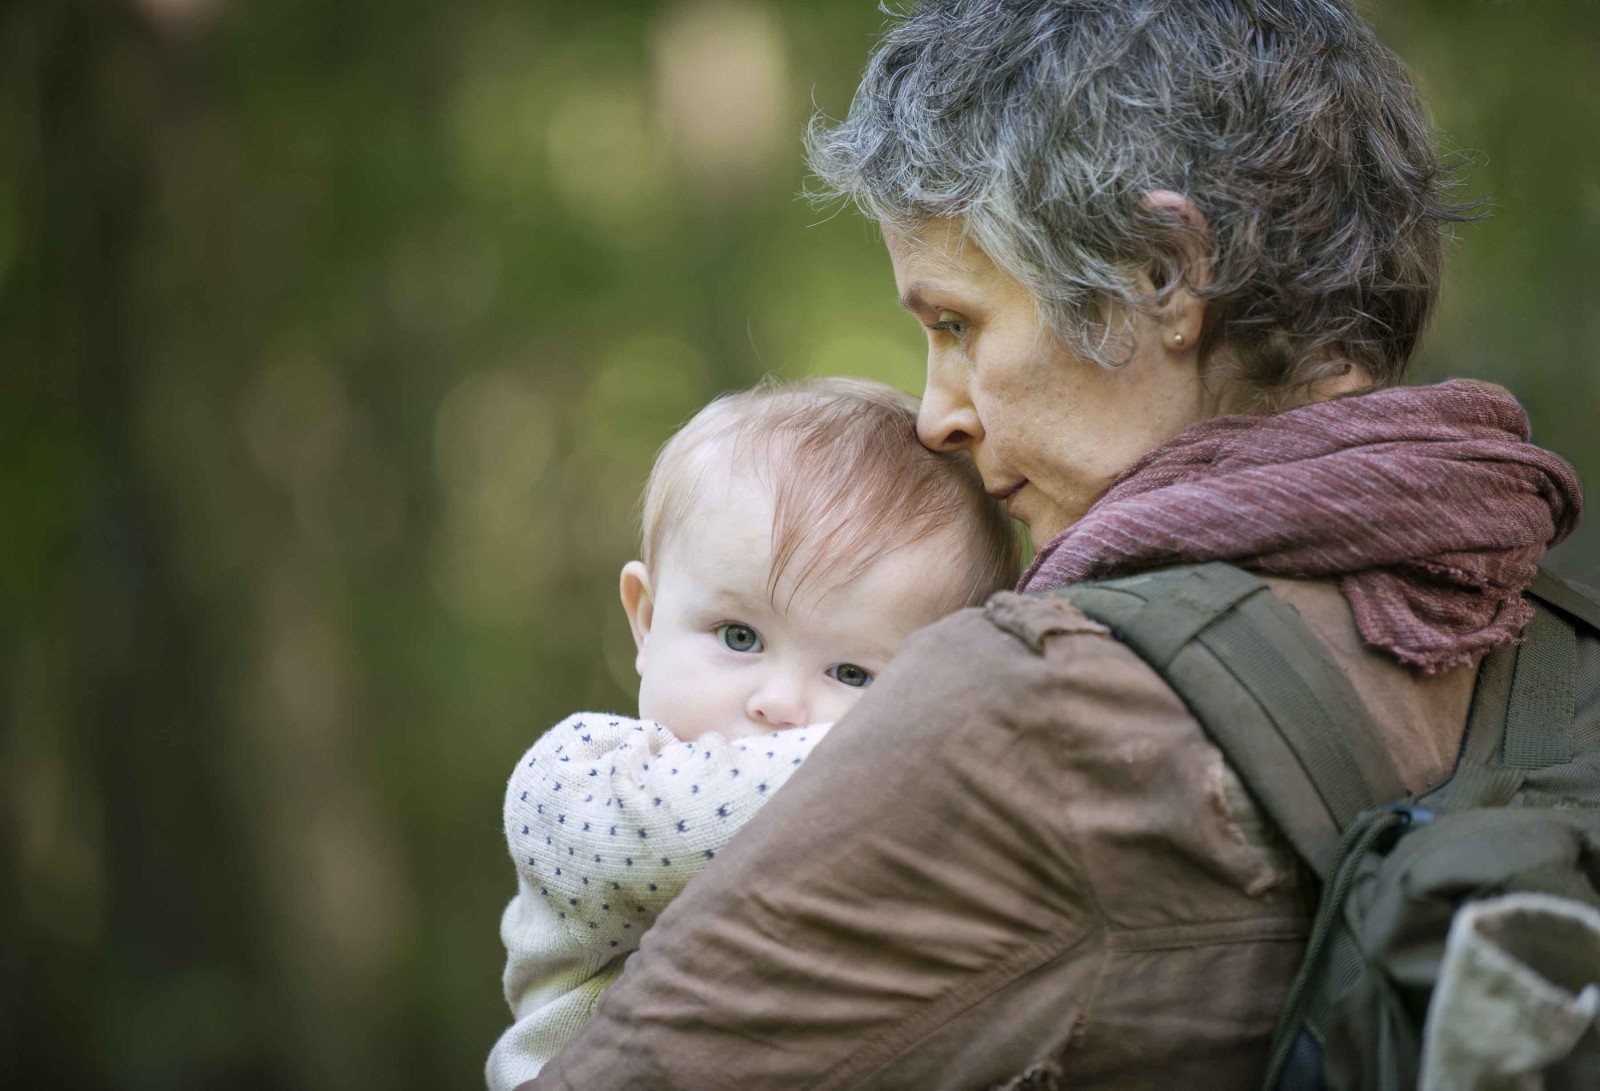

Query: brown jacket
left=522, top=579, right=1475, bottom=1090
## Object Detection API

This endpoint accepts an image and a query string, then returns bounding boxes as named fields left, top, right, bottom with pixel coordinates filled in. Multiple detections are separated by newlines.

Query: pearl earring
left=1172, top=332, right=1186, bottom=348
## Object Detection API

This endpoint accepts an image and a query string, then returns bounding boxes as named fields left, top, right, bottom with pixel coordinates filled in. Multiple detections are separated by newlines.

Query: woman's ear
left=1140, top=189, right=1211, bottom=354
left=619, top=561, right=654, bottom=670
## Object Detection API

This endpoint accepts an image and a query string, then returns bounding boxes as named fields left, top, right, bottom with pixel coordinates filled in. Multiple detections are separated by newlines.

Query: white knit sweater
left=486, top=713, right=831, bottom=1090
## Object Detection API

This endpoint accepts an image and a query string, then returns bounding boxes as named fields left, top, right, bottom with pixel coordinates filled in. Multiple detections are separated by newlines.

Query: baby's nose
left=746, top=676, right=808, bottom=729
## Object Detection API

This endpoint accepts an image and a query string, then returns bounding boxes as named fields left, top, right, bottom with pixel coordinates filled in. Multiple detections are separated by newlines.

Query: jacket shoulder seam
left=984, top=591, right=1113, bottom=654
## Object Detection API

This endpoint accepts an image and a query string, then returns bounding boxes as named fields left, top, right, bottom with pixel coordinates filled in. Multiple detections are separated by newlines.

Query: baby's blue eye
left=828, top=663, right=873, bottom=688
left=717, top=624, right=762, bottom=653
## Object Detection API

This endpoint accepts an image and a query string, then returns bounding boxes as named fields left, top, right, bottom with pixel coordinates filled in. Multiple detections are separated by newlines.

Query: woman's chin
left=1013, top=483, right=1104, bottom=549
left=1009, top=491, right=1057, bottom=547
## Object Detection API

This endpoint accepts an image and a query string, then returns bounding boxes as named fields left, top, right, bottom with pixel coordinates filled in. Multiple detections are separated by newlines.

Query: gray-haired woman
left=524, top=2, right=1583, bottom=1087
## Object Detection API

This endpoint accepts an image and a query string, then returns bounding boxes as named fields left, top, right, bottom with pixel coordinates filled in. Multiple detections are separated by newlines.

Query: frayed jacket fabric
left=520, top=578, right=1476, bottom=1090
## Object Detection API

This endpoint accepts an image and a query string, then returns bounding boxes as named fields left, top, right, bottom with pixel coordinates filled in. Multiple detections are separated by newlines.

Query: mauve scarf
left=1018, top=380, right=1583, bottom=674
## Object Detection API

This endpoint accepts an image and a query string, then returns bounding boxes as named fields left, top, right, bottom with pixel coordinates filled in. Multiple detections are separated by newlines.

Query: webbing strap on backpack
left=1048, top=563, right=1408, bottom=879
left=1423, top=567, right=1595, bottom=811
left=1502, top=604, right=1577, bottom=769
left=1530, top=568, right=1600, bottom=632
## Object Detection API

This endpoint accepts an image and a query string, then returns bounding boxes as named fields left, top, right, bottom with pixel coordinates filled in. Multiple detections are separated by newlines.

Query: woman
left=523, top=2, right=1582, bottom=1087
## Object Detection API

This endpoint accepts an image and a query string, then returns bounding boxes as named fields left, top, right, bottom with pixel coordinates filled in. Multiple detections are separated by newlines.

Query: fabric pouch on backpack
left=1316, top=808, right=1600, bottom=1090
left=1421, top=891, right=1600, bottom=1091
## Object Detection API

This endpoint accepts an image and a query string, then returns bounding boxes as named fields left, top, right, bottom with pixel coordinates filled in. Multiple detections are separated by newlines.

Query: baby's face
left=622, top=466, right=971, bottom=741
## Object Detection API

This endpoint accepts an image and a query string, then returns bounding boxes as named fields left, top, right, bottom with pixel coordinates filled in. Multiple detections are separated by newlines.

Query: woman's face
left=885, top=219, right=1211, bottom=549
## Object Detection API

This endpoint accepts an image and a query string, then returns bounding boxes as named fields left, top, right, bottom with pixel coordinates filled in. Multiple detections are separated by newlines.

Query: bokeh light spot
left=432, top=369, right=558, bottom=625
left=652, top=1, right=790, bottom=195
left=545, top=83, right=673, bottom=243
left=803, top=332, right=923, bottom=395
left=241, top=356, right=350, bottom=491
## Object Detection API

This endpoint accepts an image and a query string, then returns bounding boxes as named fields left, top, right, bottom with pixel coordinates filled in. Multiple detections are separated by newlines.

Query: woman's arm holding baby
left=522, top=602, right=1306, bottom=1091
left=487, top=713, right=831, bottom=1090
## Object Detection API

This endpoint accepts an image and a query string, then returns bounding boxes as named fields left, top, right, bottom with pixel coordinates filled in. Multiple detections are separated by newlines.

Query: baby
left=486, top=377, right=1018, bottom=1088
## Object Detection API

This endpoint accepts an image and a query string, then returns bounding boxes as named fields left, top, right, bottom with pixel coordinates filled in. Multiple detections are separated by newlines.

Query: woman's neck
left=1201, top=354, right=1378, bottom=417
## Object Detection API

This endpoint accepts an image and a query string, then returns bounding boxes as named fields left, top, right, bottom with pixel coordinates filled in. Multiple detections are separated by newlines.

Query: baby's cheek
left=638, top=669, right=728, bottom=742
left=824, top=684, right=873, bottom=724
left=636, top=672, right=683, bottom=735
left=665, top=717, right=718, bottom=743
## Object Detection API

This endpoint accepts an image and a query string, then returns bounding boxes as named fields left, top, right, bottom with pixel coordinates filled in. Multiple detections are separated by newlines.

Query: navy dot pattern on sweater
left=503, top=713, right=832, bottom=957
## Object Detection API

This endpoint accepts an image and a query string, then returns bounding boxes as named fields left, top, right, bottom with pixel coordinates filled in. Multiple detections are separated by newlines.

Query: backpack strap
left=1502, top=603, right=1578, bottom=769
left=1050, top=563, right=1409, bottom=880
left=1426, top=568, right=1598, bottom=804
left=1529, top=567, right=1600, bottom=633
left=1512, top=569, right=1599, bottom=770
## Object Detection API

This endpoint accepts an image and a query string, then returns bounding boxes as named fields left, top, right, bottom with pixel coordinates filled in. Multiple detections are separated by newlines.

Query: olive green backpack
left=1048, top=562, right=1600, bottom=1091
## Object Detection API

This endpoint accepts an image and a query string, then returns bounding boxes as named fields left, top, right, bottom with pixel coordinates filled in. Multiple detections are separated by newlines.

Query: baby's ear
left=619, top=561, right=654, bottom=664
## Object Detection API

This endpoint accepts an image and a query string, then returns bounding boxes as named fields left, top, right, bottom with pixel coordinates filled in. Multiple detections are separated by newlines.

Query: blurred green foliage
left=3, top=0, right=1597, bottom=1087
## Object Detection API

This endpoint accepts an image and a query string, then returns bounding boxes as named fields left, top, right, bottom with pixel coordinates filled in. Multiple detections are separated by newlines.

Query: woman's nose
left=916, top=357, right=983, bottom=453
left=746, top=675, right=809, bottom=729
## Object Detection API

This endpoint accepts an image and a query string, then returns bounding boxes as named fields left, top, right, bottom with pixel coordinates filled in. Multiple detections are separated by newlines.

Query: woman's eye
left=717, top=624, right=762, bottom=653
left=827, top=663, right=874, bottom=688
left=929, top=310, right=969, bottom=338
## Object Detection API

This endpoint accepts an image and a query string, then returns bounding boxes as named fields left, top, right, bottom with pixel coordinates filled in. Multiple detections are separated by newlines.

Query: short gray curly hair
left=807, top=0, right=1472, bottom=405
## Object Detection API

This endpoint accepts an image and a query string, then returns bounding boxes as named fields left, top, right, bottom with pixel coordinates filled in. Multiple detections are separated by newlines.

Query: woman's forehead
left=886, top=221, right=1007, bottom=295
left=885, top=218, right=976, bottom=264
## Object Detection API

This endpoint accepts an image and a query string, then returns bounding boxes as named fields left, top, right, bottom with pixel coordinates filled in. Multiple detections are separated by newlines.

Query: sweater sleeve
left=486, top=712, right=831, bottom=1090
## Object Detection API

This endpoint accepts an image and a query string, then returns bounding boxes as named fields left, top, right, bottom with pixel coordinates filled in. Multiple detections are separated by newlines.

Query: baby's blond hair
left=639, top=377, right=1018, bottom=611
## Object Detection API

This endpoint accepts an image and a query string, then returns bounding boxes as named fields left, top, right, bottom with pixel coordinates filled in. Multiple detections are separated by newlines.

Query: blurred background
left=3, top=0, right=1597, bottom=1086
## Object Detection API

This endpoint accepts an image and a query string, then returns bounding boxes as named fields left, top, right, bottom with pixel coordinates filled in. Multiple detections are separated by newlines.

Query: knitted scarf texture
left=1018, top=380, right=1583, bottom=674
